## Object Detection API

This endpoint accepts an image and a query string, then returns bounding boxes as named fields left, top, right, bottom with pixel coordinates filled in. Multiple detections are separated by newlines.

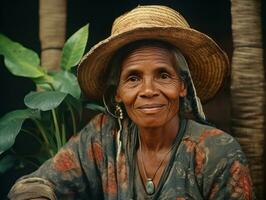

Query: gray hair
left=172, top=48, right=206, bottom=121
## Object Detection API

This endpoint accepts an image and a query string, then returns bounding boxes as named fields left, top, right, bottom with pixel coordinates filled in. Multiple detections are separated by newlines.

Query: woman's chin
left=133, top=116, right=167, bottom=129
left=129, top=110, right=179, bottom=129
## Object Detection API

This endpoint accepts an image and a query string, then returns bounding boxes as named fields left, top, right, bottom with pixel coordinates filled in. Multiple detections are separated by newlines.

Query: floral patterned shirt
left=8, top=113, right=254, bottom=200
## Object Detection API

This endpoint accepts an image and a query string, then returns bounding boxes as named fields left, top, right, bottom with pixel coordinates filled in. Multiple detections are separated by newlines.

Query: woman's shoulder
left=183, top=119, right=243, bottom=155
left=180, top=122, right=253, bottom=200
left=81, top=113, right=115, bottom=132
left=75, top=113, right=117, bottom=143
left=182, top=120, right=248, bottom=178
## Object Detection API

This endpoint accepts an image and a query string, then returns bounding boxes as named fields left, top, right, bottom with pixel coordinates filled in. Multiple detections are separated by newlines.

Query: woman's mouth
left=136, top=104, right=165, bottom=113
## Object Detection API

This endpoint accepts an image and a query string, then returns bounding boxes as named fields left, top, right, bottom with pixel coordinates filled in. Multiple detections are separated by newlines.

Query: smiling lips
left=136, top=104, right=166, bottom=114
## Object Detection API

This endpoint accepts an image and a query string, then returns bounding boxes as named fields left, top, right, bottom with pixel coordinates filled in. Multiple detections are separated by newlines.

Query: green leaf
left=0, top=109, right=40, bottom=154
left=65, top=95, right=83, bottom=119
left=0, top=155, right=16, bottom=173
left=49, top=71, right=81, bottom=99
left=85, top=103, right=105, bottom=112
left=24, top=91, right=67, bottom=111
left=0, top=34, right=45, bottom=78
left=33, top=152, right=50, bottom=164
left=33, top=74, right=55, bottom=91
left=61, top=24, right=89, bottom=70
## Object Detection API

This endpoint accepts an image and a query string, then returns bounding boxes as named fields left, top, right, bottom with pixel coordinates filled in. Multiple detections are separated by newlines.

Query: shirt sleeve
left=8, top=113, right=109, bottom=200
left=207, top=151, right=254, bottom=200
left=200, top=130, right=255, bottom=200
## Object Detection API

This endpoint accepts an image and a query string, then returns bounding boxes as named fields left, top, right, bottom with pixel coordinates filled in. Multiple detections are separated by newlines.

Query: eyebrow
left=120, top=65, right=177, bottom=78
left=120, top=68, right=141, bottom=78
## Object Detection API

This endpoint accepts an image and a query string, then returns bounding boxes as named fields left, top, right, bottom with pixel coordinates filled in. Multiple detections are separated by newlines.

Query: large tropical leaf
left=33, top=74, right=54, bottom=91
left=0, top=109, right=40, bottom=154
left=85, top=103, right=105, bottom=112
left=0, top=155, right=16, bottom=174
left=0, top=34, right=45, bottom=78
left=49, top=71, right=81, bottom=99
left=24, top=91, right=67, bottom=111
left=65, top=94, right=83, bottom=119
left=60, top=24, right=89, bottom=70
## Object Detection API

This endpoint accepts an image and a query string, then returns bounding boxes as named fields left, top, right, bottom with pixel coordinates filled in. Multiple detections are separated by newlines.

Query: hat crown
left=111, top=5, right=190, bottom=35
left=78, top=5, right=228, bottom=102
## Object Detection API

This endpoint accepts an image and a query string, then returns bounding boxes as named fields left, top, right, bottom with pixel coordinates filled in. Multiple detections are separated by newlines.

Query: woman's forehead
left=123, top=45, right=172, bottom=61
left=120, top=45, right=177, bottom=71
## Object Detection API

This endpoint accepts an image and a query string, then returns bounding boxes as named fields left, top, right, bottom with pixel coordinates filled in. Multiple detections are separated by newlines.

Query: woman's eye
left=160, top=72, right=171, bottom=79
left=127, top=75, right=139, bottom=82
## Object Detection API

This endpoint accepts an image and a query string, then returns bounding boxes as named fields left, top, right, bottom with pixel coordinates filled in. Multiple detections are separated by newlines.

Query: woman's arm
left=201, top=131, right=255, bottom=200
left=8, top=177, right=57, bottom=200
left=8, top=113, right=109, bottom=200
left=207, top=151, right=254, bottom=200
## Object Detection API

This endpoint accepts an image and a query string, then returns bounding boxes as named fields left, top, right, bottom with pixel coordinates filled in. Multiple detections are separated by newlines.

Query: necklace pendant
left=145, top=178, right=155, bottom=195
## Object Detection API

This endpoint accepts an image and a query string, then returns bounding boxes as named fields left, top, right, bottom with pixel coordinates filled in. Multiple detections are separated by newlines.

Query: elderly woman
left=9, top=5, right=254, bottom=200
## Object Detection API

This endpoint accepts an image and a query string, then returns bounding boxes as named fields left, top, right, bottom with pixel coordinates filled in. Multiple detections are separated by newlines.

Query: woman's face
left=115, top=45, right=187, bottom=128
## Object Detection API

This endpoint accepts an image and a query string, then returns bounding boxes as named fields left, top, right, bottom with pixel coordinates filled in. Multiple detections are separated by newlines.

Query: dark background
left=0, top=0, right=234, bottom=128
left=0, top=0, right=265, bottom=198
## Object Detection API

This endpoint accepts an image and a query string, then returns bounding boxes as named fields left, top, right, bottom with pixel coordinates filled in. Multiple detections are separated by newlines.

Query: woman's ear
left=115, top=90, right=122, bottom=103
left=179, top=82, right=187, bottom=97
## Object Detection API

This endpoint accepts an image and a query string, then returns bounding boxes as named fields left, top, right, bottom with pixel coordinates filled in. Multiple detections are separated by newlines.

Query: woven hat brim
left=78, top=26, right=229, bottom=103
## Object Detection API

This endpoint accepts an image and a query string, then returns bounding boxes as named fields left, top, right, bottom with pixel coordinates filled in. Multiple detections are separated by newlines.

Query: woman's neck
left=138, top=115, right=180, bottom=152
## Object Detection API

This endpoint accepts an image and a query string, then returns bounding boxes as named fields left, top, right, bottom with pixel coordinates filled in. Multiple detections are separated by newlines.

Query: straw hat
left=78, top=5, right=229, bottom=103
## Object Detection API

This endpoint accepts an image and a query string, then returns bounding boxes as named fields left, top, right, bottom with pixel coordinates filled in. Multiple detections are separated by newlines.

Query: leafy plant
left=0, top=24, right=90, bottom=172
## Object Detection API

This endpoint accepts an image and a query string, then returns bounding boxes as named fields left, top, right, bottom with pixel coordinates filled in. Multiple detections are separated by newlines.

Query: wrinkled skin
left=115, top=45, right=187, bottom=130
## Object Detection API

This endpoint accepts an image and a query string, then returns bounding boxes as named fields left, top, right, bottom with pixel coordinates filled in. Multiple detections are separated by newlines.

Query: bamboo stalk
left=231, top=0, right=265, bottom=198
left=39, top=0, right=66, bottom=71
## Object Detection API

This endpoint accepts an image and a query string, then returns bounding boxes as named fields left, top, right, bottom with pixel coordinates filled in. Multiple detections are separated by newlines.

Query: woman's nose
left=139, top=78, right=159, bottom=98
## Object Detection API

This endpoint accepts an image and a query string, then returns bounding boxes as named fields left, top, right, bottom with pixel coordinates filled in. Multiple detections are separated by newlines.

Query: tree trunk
left=231, top=0, right=265, bottom=199
left=39, top=0, right=66, bottom=71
